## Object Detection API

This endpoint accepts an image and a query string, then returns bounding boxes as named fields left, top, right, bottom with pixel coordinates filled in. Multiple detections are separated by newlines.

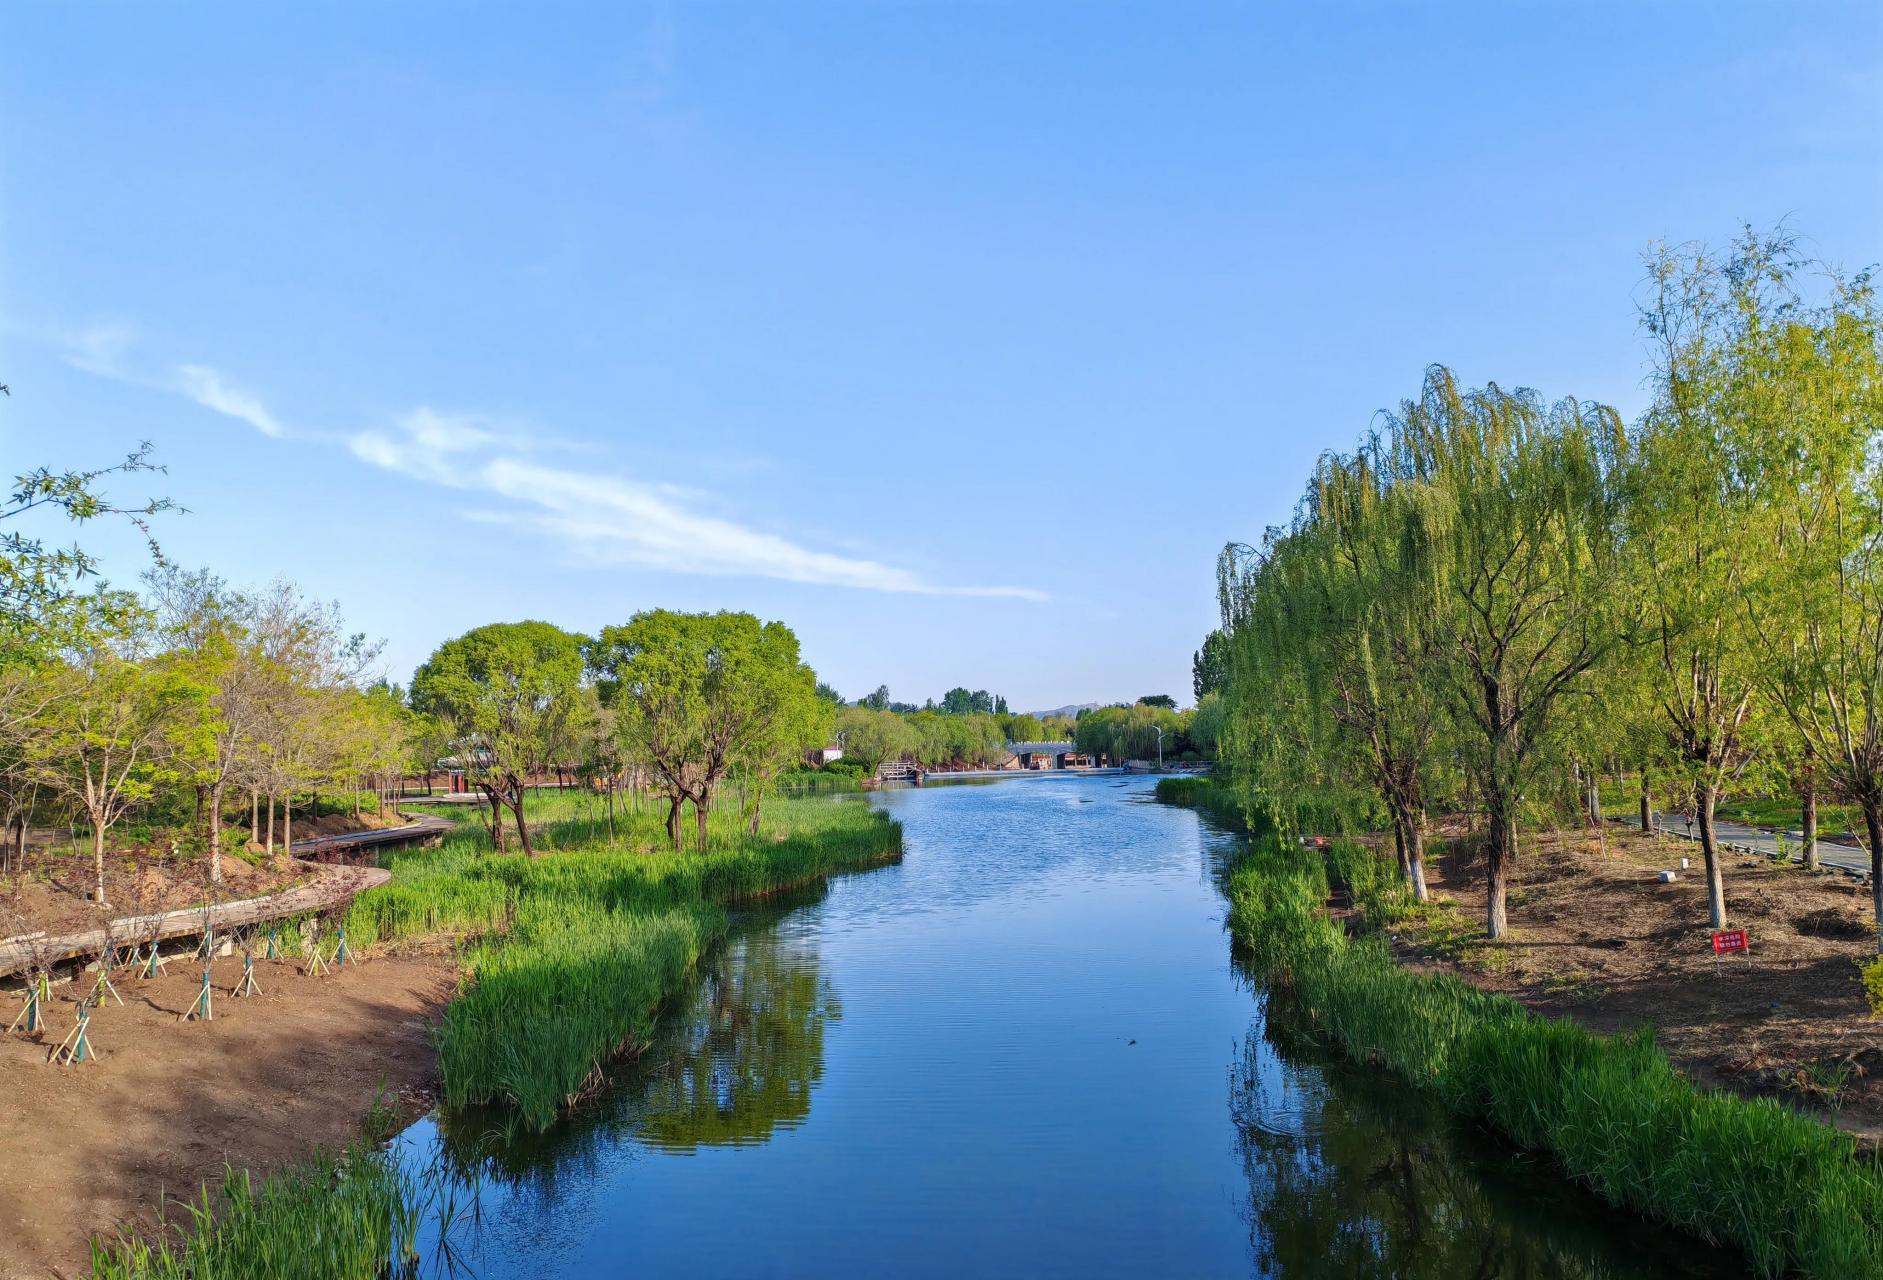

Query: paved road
left=1620, top=809, right=1873, bottom=881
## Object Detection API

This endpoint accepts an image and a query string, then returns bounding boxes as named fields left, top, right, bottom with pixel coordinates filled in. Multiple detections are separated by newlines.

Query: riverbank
left=0, top=949, right=453, bottom=1278
left=0, top=792, right=902, bottom=1277
left=1220, top=831, right=1883, bottom=1278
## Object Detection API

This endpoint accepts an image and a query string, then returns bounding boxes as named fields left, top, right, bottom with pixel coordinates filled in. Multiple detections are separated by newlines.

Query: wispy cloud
left=60, top=328, right=293, bottom=441
left=348, top=410, right=1046, bottom=599
left=175, top=365, right=289, bottom=438
left=57, top=324, right=1044, bottom=600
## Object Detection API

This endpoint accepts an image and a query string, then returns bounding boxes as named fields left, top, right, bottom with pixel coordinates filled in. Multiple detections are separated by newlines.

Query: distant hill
left=1026, top=702, right=1107, bottom=720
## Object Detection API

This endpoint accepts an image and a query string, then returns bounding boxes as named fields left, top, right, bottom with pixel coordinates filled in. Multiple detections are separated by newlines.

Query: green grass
left=85, top=1144, right=459, bottom=1280
left=1226, top=836, right=1883, bottom=1279
left=344, top=789, right=902, bottom=1128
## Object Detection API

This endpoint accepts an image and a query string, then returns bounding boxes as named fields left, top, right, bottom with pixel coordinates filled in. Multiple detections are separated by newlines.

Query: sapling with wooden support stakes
left=181, top=962, right=213, bottom=1022
left=8, top=971, right=50, bottom=1035
left=87, top=916, right=127, bottom=1008
left=303, top=919, right=330, bottom=978
left=51, top=998, right=97, bottom=1066
left=231, top=926, right=262, bottom=998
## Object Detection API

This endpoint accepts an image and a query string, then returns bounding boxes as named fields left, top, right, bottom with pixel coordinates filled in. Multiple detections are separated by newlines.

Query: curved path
left=0, top=814, right=455, bottom=979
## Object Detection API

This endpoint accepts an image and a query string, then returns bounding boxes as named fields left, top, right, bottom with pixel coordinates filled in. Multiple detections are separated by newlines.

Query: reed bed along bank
left=350, top=790, right=903, bottom=1128
left=1221, top=834, right=1883, bottom=1279
left=85, top=1144, right=462, bottom=1280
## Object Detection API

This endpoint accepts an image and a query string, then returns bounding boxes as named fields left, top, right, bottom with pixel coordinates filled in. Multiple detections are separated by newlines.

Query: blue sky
left=3, top=3, right=1878, bottom=710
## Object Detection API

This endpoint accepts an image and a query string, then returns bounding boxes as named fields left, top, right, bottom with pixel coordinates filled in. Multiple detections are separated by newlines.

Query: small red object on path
left=1712, top=929, right=1748, bottom=955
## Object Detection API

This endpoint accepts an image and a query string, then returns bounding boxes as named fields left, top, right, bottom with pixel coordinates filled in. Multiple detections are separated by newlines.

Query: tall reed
left=1226, top=837, right=1883, bottom=1278
left=347, top=791, right=902, bottom=1128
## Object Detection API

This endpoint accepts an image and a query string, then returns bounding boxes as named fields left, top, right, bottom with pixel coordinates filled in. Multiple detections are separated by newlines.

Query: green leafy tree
left=412, top=621, right=586, bottom=856
left=1193, top=629, right=1230, bottom=702
left=29, top=597, right=204, bottom=905
left=589, top=610, right=814, bottom=851
left=1393, top=367, right=1632, bottom=938
left=834, top=706, right=914, bottom=777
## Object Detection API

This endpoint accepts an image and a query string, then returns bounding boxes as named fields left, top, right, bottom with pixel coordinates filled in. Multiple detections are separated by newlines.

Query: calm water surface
left=400, top=774, right=1733, bottom=1278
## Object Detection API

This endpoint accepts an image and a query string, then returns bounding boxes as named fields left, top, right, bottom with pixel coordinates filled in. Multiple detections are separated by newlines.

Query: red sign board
left=1712, top=929, right=1749, bottom=955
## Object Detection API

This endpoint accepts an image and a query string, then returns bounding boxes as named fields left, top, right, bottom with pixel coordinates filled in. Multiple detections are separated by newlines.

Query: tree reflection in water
left=637, top=924, right=836, bottom=1151
left=1232, top=997, right=1736, bottom=1280
left=432, top=893, right=835, bottom=1196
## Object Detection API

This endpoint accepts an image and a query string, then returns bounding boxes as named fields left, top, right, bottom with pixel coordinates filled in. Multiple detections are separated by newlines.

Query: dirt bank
left=0, top=948, right=453, bottom=1279
left=1392, top=822, right=1883, bottom=1143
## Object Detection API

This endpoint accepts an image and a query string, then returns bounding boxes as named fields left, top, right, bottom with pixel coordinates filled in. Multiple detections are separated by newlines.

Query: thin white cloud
left=349, top=409, right=1046, bottom=600
left=175, top=365, right=289, bottom=438
left=63, top=321, right=139, bottom=379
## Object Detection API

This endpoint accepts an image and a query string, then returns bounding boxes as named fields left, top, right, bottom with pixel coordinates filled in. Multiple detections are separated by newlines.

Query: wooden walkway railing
left=0, top=862, right=391, bottom=980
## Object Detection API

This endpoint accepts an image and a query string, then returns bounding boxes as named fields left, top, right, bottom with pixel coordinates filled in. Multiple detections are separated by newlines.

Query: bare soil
left=3, top=812, right=400, bottom=939
left=0, top=947, right=454, bottom=1279
left=1393, top=821, right=1883, bottom=1143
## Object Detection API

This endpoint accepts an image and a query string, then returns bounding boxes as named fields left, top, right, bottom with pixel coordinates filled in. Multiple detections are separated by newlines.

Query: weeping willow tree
left=1219, top=450, right=1446, bottom=896
left=1389, top=367, right=1631, bottom=939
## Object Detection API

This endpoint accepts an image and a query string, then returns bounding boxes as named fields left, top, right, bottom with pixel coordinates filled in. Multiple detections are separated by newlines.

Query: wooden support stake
left=7, top=977, right=44, bottom=1034
left=232, top=952, right=261, bottom=998
left=181, top=967, right=213, bottom=1022
left=52, top=1005, right=95, bottom=1065
left=92, top=967, right=124, bottom=1007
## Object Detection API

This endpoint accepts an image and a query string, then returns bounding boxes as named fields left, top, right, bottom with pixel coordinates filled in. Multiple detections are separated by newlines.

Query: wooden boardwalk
left=0, top=814, right=455, bottom=979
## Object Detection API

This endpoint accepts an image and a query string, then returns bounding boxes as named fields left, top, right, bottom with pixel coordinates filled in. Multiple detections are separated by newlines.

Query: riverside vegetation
left=79, top=788, right=901, bottom=1277
left=1158, top=777, right=1883, bottom=1278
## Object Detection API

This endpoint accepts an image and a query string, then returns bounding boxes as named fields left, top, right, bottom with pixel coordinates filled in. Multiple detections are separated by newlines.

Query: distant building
left=810, top=744, right=845, bottom=766
left=1002, top=741, right=1099, bottom=770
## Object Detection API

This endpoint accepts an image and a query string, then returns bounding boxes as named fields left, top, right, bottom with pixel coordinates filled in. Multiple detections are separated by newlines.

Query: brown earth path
left=0, top=949, right=453, bottom=1279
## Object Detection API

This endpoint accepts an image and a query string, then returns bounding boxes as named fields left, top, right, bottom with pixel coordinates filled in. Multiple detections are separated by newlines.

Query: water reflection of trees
left=1234, top=1001, right=1732, bottom=1280
left=432, top=913, right=835, bottom=1192
left=637, top=926, right=837, bottom=1150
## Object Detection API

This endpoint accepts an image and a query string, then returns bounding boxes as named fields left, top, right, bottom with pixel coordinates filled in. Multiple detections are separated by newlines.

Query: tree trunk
left=695, top=790, right=711, bottom=852
left=1863, top=799, right=1883, bottom=957
left=1639, top=770, right=1653, bottom=834
left=1486, top=799, right=1514, bottom=940
left=1406, top=809, right=1430, bottom=904
left=1800, top=769, right=1820, bottom=873
left=1695, top=783, right=1728, bottom=930
left=91, top=818, right=108, bottom=907
left=208, top=780, right=226, bottom=882
left=510, top=780, right=536, bottom=857
left=1389, top=808, right=1413, bottom=890
left=283, top=795, right=293, bottom=857
left=1586, top=775, right=1602, bottom=827
left=480, top=784, right=506, bottom=852
left=250, top=788, right=260, bottom=845
left=665, top=792, right=684, bottom=850
left=265, top=794, right=276, bottom=857
left=606, top=779, right=617, bottom=842
left=748, top=784, right=764, bottom=836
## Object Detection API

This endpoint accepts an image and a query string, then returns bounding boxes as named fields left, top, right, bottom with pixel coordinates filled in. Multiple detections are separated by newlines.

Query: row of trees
left=412, top=611, right=826, bottom=855
left=846, top=684, right=1011, bottom=717
left=1, top=502, right=408, bottom=903
left=1211, top=231, right=1883, bottom=946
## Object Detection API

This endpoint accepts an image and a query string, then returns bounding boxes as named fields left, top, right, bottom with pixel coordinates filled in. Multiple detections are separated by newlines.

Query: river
left=397, top=773, right=1733, bottom=1278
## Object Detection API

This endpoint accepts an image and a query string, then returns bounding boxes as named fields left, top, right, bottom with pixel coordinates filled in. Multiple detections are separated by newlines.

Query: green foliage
left=345, top=790, right=902, bottom=1128
left=85, top=1145, right=444, bottom=1280
left=1861, top=956, right=1883, bottom=1020
left=1226, top=838, right=1883, bottom=1279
